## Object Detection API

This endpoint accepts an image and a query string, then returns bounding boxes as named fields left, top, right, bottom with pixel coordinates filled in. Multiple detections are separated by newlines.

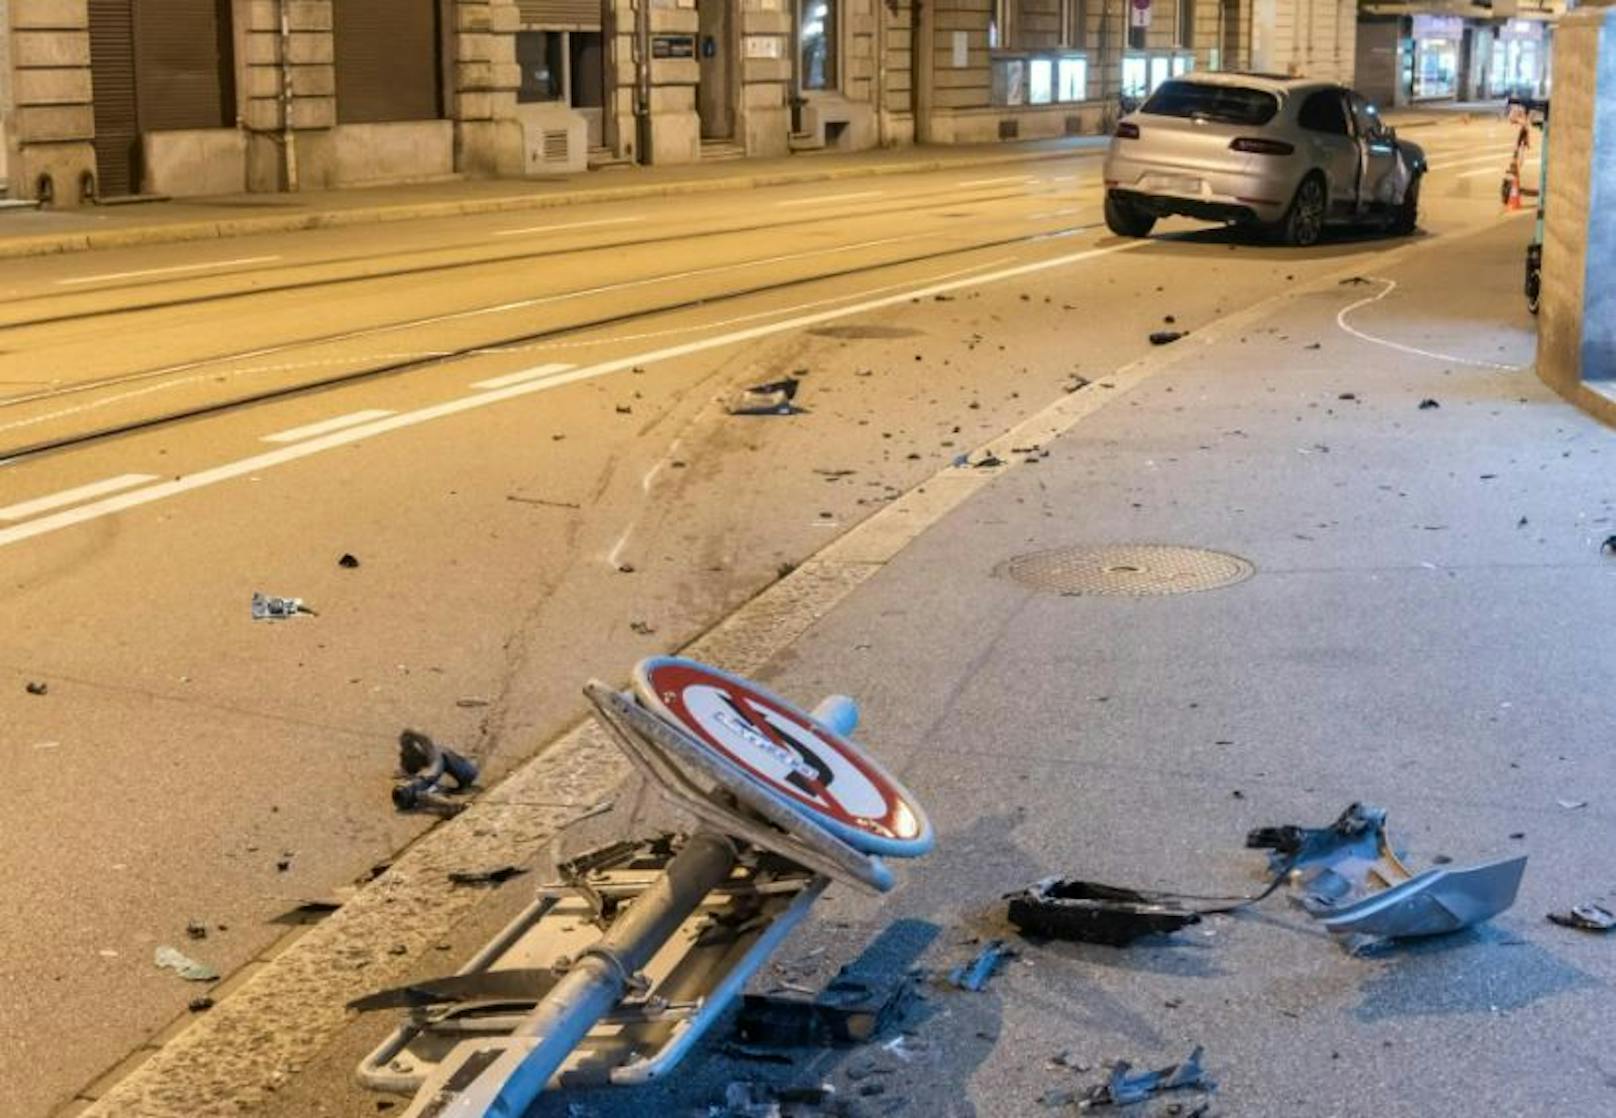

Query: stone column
left=7, top=0, right=94, bottom=205
left=646, top=0, right=699, bottom=163
left=240, top=0, right=336, bottom=191
left=1537, top=2, right=1616, bottom=415
left=740, top=0, right=791, bottom=155
left=454, top=0, right=523, bottom=176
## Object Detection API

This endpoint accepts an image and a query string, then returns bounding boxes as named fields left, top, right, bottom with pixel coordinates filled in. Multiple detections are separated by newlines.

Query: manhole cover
left=1000, top=544, right=1254, bottom=596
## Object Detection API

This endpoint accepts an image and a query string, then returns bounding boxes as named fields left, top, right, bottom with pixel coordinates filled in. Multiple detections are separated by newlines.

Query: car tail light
left=1115, top=122, right=1140, bottom=140
left=1230, top=137, right=1294, bottom=155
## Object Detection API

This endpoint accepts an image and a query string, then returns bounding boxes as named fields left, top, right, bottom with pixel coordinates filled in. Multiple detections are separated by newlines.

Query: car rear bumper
left=1104, top=153, right=1293, bottom=224
left=1109, top=189, right=1262, bottom=225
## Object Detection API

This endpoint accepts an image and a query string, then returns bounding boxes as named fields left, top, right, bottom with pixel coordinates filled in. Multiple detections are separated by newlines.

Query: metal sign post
left=355, top=658, right=931, bottom=1117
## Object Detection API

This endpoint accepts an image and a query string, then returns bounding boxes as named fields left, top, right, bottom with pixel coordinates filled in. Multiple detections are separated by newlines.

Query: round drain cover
left=1001, top=544, right=1254, bottom=596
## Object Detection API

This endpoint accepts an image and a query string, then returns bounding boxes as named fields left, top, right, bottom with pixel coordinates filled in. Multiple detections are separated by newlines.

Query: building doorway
left=697, top=0, right=735, bottom=140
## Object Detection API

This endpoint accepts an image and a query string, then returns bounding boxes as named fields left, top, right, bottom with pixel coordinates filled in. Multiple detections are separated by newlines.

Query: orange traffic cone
left=1504, top=154, right=1523, bottom=210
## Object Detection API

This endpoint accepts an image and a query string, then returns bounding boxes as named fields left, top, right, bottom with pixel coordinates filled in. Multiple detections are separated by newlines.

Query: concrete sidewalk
left=0, top=137, right=1103, bottom=261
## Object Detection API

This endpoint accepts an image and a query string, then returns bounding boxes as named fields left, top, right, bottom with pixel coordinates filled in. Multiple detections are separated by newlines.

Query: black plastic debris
left=729, top=378, right=802, bottom=416
left=251, top=592, right=316, bottom=620
left=1601, top=535, right=1616, bottom=556
left=448, top=865, right=528, bottom=887
left=338, top=553, right=360, bottom=569
left=187, top=997, right=215, bottom=1013
left=949, top=939, right=1013, bottom=991
left=736, top=970, right=912, bottom=1047
left=1150, top=331, right=1187, bottom=346
left=1548, top=903, right=1616, bottom=932
left=1418, top=398, right=1441, bottom=410
left=1340, top=276, right=1373, bottom=286
left=24, top=681, right=47, bottom=695
left=1079, top=1046, right=1214, bottom=1108
left=393, top=729, right=479, bottom=812
left=1006, top=877, right=1203, bottom=946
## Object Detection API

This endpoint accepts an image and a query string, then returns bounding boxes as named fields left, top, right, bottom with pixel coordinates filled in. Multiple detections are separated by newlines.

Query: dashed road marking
left=495, top=216, right=645, bottom=236
left=0, top=240, right=1145, bottom=551
left=261, top=409, right=397, bottom=444
left=55, top=256, right=281, bottom=286
left=774, top=191, right=886, bottom=207
left=470, top=363, right=577, bottom=390
left=0, top=472, right=157, bottom=521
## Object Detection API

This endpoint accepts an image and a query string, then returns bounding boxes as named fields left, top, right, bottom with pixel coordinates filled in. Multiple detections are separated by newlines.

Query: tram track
left=0, top=174, right=1103, bottom=332
left=0, top=216, right=1106, bottom=463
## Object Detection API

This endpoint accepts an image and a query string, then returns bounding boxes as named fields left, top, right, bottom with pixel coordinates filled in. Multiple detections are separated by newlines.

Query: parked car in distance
left=1103, top=73, right=1427, bottom=247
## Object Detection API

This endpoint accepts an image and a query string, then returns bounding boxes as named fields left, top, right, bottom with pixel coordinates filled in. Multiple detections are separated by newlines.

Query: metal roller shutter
left=335, top=0, right=443, bottom=123
left=134, top=0, right=232, bottom=131
left=88, top=0, right=139, bottom=196
left=517, top=0, right=601, bottom=29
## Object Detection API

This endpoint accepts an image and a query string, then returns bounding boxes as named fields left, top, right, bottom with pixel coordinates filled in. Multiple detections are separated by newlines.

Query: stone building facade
left=1, top=0, right=1355, bottom=205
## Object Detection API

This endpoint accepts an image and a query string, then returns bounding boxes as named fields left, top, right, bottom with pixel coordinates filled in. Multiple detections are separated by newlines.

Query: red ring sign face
left=633, top=658, right=932, bottom=858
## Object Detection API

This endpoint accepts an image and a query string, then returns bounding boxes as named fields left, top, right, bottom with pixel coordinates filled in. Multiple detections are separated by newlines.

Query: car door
left=1350, top=92, right=1402, bottom=210
left=1296, top=88, right=1360, bottom=215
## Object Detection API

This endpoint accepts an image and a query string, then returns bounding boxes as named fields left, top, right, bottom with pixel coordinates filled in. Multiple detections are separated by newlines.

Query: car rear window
left=1140, top=81, right=1279, bottom=126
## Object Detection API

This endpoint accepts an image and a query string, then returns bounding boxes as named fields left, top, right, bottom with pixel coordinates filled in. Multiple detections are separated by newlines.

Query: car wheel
left=1392, top=173, right=1421, bottom=236
left=1277, top=175, right=1326, bottom=247
left=1105, top=195, right=1157, bottom=238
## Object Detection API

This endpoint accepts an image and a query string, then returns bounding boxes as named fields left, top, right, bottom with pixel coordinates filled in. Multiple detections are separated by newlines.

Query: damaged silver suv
left=1103, top=73, right=1427, bottom=247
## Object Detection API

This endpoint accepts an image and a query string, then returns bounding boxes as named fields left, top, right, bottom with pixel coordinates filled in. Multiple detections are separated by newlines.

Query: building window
left=517, top=31, right=564, bottom=102
left=1172, top=54, right=1193, bottom=76
left=800, top=0, right=837, bottom=90
left=992, top=57, right=1027, bottom=104
left=1060, top=0, right=1086, bottom=47
left=1122, top=54, right=1148, bottom=98
left=1149, top=55, right=1171, bottom=90
left=1029, top=58, right=1054, bottom=103
left=1057, top=56, right=1087, bottom=100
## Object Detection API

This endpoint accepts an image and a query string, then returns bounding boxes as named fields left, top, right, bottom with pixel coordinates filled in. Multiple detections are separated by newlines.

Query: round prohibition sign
left=632, top=657, right=934, bottom=859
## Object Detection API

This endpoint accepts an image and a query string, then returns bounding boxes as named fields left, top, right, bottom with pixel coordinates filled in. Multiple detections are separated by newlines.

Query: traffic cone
left=1507, top=165, right=1523, bottom=210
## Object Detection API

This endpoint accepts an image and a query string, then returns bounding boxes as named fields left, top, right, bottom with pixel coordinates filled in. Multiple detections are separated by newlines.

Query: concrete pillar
left=6, top=0, right=95, bottom=205
left=239, top=0, right=337, bottom=191
left=1538, top=2, right=1616, bottom=418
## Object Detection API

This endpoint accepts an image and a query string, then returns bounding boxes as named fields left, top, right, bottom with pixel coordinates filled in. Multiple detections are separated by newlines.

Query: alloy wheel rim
left=1296, top=182, right=1323, bottom=243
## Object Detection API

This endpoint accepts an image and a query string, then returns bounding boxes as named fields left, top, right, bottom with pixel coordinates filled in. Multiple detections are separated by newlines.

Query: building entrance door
left=697, top=0, right=734, bottom=140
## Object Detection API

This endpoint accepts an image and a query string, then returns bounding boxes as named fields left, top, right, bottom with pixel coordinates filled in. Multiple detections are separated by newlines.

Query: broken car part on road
left=391, top=729, right=480, bottom=812
left=1080, top=1046, right=1215, bottom=1109
left=728, top=377, right=803, bottom=416
left=1007, top=804, right=1524, bottom=951
left=352, top=657, right=932, bottom=1117
left=249, top=592, right=315, bottom=620
left=735, top=968, right=914, bottom=1047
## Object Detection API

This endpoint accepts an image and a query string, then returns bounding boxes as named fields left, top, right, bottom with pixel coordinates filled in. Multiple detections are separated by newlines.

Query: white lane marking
left=774, top=191, right=886, bottom=207
left=0, top=473, right=157, bottom=521
left=1335, top=277, right=1522, bottom=371
left=1457, top=167, right=1506, bottom=179
left=957, top=175, right=1031, bottom=188
left=0, top=240, right=1143, bottom=550
left=261, top=409, right=397, bottom=444
left=495, top=216, right=644, bottom=237
left=55, top=256, right=281, bottom=286
left=470, top=363, right=576, bottom=390
left=0, top=261, right=1010, bottom=441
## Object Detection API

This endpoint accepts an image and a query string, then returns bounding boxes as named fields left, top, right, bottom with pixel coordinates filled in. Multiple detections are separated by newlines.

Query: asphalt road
left=0, top=117, right=1526, bottom=1116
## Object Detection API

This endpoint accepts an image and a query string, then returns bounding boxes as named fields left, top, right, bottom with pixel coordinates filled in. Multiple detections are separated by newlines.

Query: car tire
left=1105, top=195, right=1157, bottom=238
left=1392, top=173, right=1421, bottom=236
left=1276, top=174, right=1327, bottom=247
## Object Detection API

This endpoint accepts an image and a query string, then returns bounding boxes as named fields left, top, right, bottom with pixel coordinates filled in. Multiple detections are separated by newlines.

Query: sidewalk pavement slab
left=235, top=216, right=1616, bottom=1118
left=0, top=139, right=1104, bottom=261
